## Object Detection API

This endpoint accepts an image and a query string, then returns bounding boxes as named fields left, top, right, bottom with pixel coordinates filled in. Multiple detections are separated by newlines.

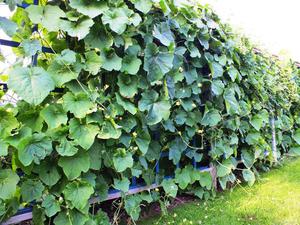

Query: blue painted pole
left=31, top=0, right=39, bottom=66
left=0, top=39, right=53, bottom=53
left=17, top=2, right=31, bottom=9
left=131, top=176, right=137, bottom=186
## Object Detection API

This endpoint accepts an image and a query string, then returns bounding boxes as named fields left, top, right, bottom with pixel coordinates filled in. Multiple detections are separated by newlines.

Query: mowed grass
left=139, top=157, right=300, bottom=225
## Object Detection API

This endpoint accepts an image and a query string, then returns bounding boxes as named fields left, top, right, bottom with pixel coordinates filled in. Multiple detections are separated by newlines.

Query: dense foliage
left=0, top=0, right=300, bottom=224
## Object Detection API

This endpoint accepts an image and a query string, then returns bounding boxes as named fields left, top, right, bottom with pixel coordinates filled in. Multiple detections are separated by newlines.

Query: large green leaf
left=131, top=0, right=152, bottom=13
left=26, top=5, right=65, bottom=31
left=60, top=17, right=94, bottom=40
left=21, top=180, right=44, bottom=202
left=250, top=114, right=263, bottom=131
left=217, top=159, right=234, bottom=177
left=101, top=51, right=122, bottom=71
left=0, top=108, right=19, bottom=138
left=37, top=160, right=61, bottom=186
left=184, top=69, right=198, bottom=85
left=98, top=120, right=122, bottom=139
left=95, top=176, right=109, bottom=201
left=54, top=210, right=88, bottom=225
left=63, top=181, right=94, bottom=210
left=201, top=108, right=221, bottom=127
left=161, top=179, right=178, bottom=198
left=175, top=167, right=192, bottom=189
left=56, top=138, right=78, bottom=156
left=116, top=93, right=137, bottom=115
left=117, top=74, right=138, bottom=98
left=84, top=24, right=113, bottom=50
left=144, top=43, right=174, bottom=84
left=227, top=66, right=239, bottom=81
left=138, top=90, right=171, bottom=125
left=210, top=140, right=233, bottom=159
left=199, top=172, right=213, bottom=190
left=69, top=0, right=108, bottom=18
left=32, top=205, right=45, bottom=225
left=18, top=133, right=53, bottom=166
left=135, top=129, right=151, bottom=155
left=293, top=129, right=300, bottom=145
left=153, top=22, right=174, bottom=46
left=8, top=67, right=55, bottom=105
left=121, top=55, right=142, bottom=75
left=42, top=195, right=61, bottom=217
left=69, top=119, right=99, bottom=150
left=138, top=90, right=159, bottom=111
left=85, top=210, right=110, bottom=225
left=124, top=195, right=142, bottom=221
left=113, top=178, right=130, bottom=192
left=119, top=116, right=137, bottom=133
left=0, top=169, right=19, bottom=200
left=0, top=140, right=8, bottom=156
left=55, top=49, right=77, bottom=65
left=289, top=147, right=300, bottom=156
left=245, top=132, right=261, bottom=145
left=241, top=149, right=255, bottom=169
left=169, top=137, right=186, bottom=164
left=102, top=7, right=131, bottom=34
left=0, top=16, right=17, bottom=36
left=84, top=51, right=102, bottom=75
left=209, top=61, right=223, bottom=78
left=16, top=104, right=44, bottom=133
left=58, top=150, right=90, bottom=180
left=187, top=42, right=201, bottom=58
left=20, top=39, right=41, bottom=57
left=48, top=60, right=81, bottom=87
left=211, top=79, right=224, bottom=96
left=146, top=101, right=171, bottom=125
left=88, top=142, right=104, bottom=170
left=113, top=150, right=133, bottom=172
left=242, top=169, right=255, bottom=186
left=40, top=104, right=68, bottom=130
left=6, top=127, right=32, bottom=151
left=223, top=88, right=240, bottom=115
left=62, top=92, right=94, bottom=119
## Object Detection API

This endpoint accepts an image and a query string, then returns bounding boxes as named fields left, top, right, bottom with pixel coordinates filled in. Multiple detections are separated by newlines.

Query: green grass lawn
left=138, top=157, right=300, bottom=225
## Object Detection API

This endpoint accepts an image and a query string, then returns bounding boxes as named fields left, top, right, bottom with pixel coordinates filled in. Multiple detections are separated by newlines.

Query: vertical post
left=32, top=0, right=39, bottom=66
left=155, top=159, right=159, bottom=184
left=270, top=112, right=278, bottom=162
left=131, top=177, right=137, bottom=186
left=154, top=131, right=160, bottom=184
left=209, top=162, right=218, bottom=190
left=192, top=137, right=197, bottom=168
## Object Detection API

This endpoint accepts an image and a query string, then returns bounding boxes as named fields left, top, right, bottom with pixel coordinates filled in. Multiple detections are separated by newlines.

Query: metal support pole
left=270, top=113, right=278, bottom=162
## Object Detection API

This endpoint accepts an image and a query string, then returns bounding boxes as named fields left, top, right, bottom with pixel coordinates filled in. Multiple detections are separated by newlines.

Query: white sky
left=0, top=5, right=15, bottom=73
left=201, top=0, right=300, bottom=62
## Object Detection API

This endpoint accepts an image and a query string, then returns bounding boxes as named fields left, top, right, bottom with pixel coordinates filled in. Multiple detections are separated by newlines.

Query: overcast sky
left=201, top=0, right=300, bottom=62
left=0, top=4, right=15, bottom=72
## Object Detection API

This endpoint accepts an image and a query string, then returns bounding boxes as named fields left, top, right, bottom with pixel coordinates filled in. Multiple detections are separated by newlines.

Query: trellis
left=0, top=2, right=215, bottom=224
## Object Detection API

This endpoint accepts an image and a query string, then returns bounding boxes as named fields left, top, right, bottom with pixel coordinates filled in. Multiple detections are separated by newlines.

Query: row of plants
left=0, top=0, right=300, bottom=224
